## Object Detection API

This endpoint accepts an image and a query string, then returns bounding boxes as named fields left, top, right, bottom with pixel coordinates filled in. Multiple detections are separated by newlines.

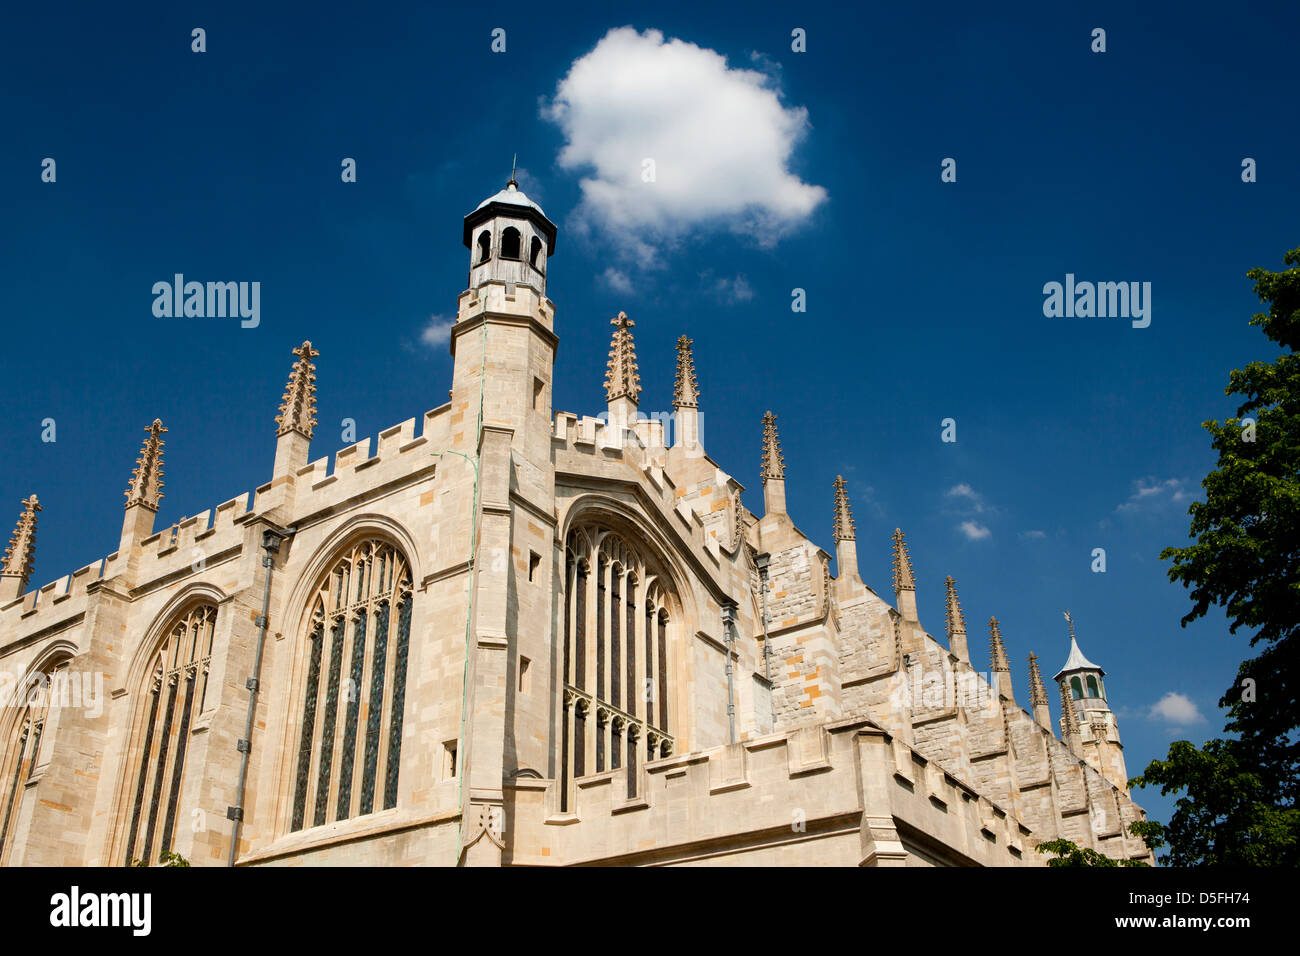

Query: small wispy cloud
left=850, top=482, right=886, bottom=519
left=705, top=273, right=754, bottom=304
left=958, top=520, right=991, bottom=541
left=1148, top=692, right=1206, bottom=726
left=419, top=314, right=455, bottom=349
left=1116, top=477, right=1192, bottom=514
left=601, top=267, right=634, bottom=294
left=945, top=483, right=987, bottom=513
left=1019, top=529, right=1047, bottom=540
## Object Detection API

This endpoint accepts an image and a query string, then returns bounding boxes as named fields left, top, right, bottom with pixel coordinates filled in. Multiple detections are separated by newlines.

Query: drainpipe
left=755, top=553, right=775, bottom=727
left=226, top=526, right=290, bottom=867
left=440, top=313, right=487, bottom=867
left=721, top=602, right=737, bottom=744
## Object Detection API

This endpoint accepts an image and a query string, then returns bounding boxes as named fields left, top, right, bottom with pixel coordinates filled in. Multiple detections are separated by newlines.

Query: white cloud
left=1148, top=692, right=1206, bottom=726
left=542, top=27, right=826, bottom=263
left=1020, top=529, right=1047, bottom=540
left=945, top=483, right=997, bottom=523
left=705, top=272, right=754, bottom=304
left=945, top=483, right=986, bottom=511
left=419, top=314, right=455, bottom=349
left=849, top=482, right=886, bottom=519
left=1116, top=477, right=1192, bottom=514
left=958, top=521, right=991, bottom=541
left=600, top=267, right=634, bottom=294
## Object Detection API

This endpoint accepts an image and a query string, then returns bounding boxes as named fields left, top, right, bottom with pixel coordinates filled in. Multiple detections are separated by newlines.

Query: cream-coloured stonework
left=0, top=183, right=1152, bottom=867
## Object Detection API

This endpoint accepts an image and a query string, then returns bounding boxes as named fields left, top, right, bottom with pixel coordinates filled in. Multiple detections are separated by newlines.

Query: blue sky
left=3, top=1, right=1297, bottom=832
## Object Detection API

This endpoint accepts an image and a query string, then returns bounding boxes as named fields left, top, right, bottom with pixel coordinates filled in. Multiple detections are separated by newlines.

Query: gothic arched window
left=123, top=604, right=217, bottom=865
left=290, top=539, right=412, bottom=832
left=560, top=525, right=674, bottom=812
left=1070, top=676, right=1084, bottom=700
left=476, top=230, right=491, bottom=264
left=500, top=227, right=521, bottom=260
left=0, top=658, right=70, bottom=866
left=1085, top=675, right=1100, bottom=698
left=529, top=236, right=543, bottom=269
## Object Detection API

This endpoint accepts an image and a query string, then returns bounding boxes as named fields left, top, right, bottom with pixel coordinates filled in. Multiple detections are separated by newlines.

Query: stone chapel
left=0, top=180, right=1153, bottom=866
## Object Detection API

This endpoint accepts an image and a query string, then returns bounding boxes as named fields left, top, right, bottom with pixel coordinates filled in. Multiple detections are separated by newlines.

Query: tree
left=1137, top=248, right=1300, bottom=866
left=1036, top=831, right=1151, bottom=867
left=1130, top=740, right=1297, bottom=866
left=129, top=851, right=191, bottom=868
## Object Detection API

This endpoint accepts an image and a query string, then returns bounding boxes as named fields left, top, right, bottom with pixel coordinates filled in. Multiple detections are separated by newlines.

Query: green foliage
left=128, top=851, right=191, bottom=868
left=1036, top=836, right=1149, bottom=867
left=1130, top=740, right=1299, bottom=866
left=1138, top=248, right=1300, bottom=867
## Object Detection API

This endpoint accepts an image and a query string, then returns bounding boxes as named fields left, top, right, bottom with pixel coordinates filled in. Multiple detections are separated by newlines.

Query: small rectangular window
left=519, top=656, right=531, bottom=694
left=528, top=551, right=541, bottom=582
left=533, top=377, right=545, bottom=412
left=444, top=741, right=458, bottom=779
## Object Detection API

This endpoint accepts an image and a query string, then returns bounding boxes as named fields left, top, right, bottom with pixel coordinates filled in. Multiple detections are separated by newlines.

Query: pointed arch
left=285, top=535, right=415, bottom=833
left=117, top=601, right=220, bottom=865
left=558, top=500, right=691, bottom=810
left=0, top=649, right=74, bottom=866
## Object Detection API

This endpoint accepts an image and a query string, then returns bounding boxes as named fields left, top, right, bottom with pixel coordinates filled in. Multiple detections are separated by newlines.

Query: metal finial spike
left=508, top=153, right=518, bottom=187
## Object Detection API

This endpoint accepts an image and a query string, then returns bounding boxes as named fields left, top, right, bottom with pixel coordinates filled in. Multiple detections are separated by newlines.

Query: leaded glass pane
left=361, top=601, right=389, bottom=815
left=384, top=591, right=411, bottom=811
left=0, top=727, right=30, bottom=860
left=314, top=617, right=346, bottom=827
left=161, top=673, right=197, bottom=852
left=561, top=526, right=675, bottom=800
left=124, top=675, right=161, bottom=864
left=291, top=622, right=324, bottom=832
left=336, top=610, right=367, bottom=821
left=120, top=604, right=219, bottom=863
left=295, top=541, right=412, bottom=828
left=142, top=675, right=180, bottom=865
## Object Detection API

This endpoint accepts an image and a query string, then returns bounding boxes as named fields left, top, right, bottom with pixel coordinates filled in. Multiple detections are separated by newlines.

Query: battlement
left=0, top=487, right=258, bottom=631
left=505, top=719, right=1033, bottom=866
left=1, top=399, right=454, bottom=632
left=271, top=412, right=438, bottom=510
left=455, top=281, right=555, bottom=330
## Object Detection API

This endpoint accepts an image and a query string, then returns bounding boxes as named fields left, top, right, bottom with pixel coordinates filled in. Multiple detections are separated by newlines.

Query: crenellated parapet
left=505, top=719, right=1039, bottom=866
